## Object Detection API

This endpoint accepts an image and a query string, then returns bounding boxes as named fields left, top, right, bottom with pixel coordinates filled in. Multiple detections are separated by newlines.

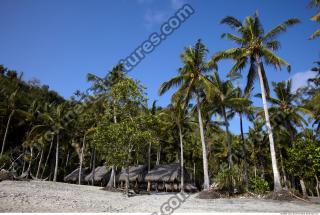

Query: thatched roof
left=64, top=167, right=89, bottom=183
left=145, top=163, right=190, bottom=183
left=118, top=165, right=147, bottom=182
left=84, top=166, right=111, bottom=183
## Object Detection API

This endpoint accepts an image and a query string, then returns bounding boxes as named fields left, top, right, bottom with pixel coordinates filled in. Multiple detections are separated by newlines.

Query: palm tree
left=161, top=101, right=190, bottom=192
left=309, top=0, right=320, bottom=39
left=204, top=72, right=250, bottom=170
left=52, top=104, right=67, bottom=182
left=260, top=80, right=313, bottom=188
left=260, top=80, right=313, bottom=138
left=159, top=40, right=215, bottom=190
left=212, top=13, right=299, bottom=191
left=1, top=84, right=28, bottom=155
left=232, top=87, right=254, bottom=189
left=78, top=127, right=95, bottom=184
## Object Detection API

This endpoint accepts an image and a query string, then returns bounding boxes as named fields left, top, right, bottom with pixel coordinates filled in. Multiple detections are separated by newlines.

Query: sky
left=0, top=0, right=319, bottom=134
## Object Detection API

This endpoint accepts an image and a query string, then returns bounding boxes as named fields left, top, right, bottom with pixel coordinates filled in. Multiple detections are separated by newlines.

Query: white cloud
left=290, top=70, right=317, bottom=92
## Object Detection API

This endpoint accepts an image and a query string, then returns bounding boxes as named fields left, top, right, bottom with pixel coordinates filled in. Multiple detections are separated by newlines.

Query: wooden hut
left=64, top=167, right=89, bottom=184
left=118, top=165, right=147, bottom=189
left=145, top=163, right=197, bottom=192
left=84, top=166, right=112, bottom=186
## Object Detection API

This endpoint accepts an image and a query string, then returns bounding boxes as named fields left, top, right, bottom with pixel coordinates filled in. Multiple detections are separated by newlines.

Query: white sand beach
left=0, top=180, right=319, bottom=213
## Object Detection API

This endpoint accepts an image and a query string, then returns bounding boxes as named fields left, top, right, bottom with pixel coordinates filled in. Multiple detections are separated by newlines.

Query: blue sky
left=0, top=0, right=319, bottom=134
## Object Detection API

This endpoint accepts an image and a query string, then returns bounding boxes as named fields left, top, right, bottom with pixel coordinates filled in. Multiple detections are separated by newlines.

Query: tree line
left=0, top=4, right=320, bottom=196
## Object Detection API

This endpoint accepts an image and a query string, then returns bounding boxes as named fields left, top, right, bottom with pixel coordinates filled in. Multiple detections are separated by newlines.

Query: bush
left=214, top=164, right=244, bottom=194
left=0, top=154, right=11, bottom=170
left=249, top=177, right=269, bottom=194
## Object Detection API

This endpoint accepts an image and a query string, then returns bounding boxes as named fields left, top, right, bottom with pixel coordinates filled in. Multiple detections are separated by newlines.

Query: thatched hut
left=84, top=166, right=112, bottom=186
left=118, top=165, right=148, bottom=189
left=145, top=163, right=196, bottom=192
left=64, top=167, right=89, bottom=184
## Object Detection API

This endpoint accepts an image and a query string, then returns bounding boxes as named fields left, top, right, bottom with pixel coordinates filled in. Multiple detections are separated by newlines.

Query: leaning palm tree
left=159, top=40, right=215, bottom=190
left=212, top=13, right=300, bottom=191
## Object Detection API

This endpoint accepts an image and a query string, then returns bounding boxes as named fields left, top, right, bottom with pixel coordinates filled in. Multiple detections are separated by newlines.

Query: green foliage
left=249, top=177, right=270, bottom=194
left=0, top=154, right=11, bottom=169
left=286, top=129, right=320, bottom=179
left=214, top=164, right=243, bottom=193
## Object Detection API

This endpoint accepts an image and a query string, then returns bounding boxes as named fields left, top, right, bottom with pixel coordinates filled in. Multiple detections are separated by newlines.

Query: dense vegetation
left=1, top=6, right=320, bottom=197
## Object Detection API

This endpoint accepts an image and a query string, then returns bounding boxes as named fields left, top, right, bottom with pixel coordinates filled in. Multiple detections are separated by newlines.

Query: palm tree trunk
left=178, top=124, right=184, bottom=192
left=1, top=110, right=14, bottom=155
left=36, top=148, right=44, bottom=178
left=26, top=147, right=33, bottom=176
left=239, top=113, right=248, bottom=189
left=22, top=149, right=26, bottom=174
left=196, top=96, right=210, bottom=190
left=279, top=150, right=288, bottom=189
left=107, top=166, right=116, bottom=188
left=256, top=57, right=282, bottom=192
left=91, top=147, right=96, bottom=185
left=79, top=134, right=86, bottom=185
left=315, top=175, right=320, bottom=198
left=41, top=136, right=54, bottom=179
left=148, top=142, right=151, bottom=172
left=53, top=133, right=59, bottom=182
left=300, top=179, right=307, bottom=197
left=156, top=144, right=161, bottom=165
left=222, top=107, right=233, bottom=169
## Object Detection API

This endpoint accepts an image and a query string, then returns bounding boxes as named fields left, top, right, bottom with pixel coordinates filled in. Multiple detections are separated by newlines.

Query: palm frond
left=262, top=48, right=291, bottom=72
left=221, top=33, right=244, bottom=44
left=266, top=40, right=281, bottom=51
left=158, top=75, right=185, bottom=95
left=264, top=18, right=300, bottom=41
left=220, top=16, right=243, bottom=29
left=309, top=29, right=320, bottom=40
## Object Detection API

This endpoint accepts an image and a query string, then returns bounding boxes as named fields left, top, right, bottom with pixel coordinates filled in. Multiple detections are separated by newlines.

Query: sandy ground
left=0, top=180, right=319, bottom=213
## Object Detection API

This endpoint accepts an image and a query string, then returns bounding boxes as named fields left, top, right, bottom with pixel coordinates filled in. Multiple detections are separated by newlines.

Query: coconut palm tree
left=52, top=104, right=68, bottom=182
left=231, top=87, right=255, bottom=189
left=161, top=101, right=190, bottom=192
left=159, top=40, right=215, bottom=190
left=203, top=72, right=250, bottom=170
left=212, top=13, right=300, bottom=191
left=0, top=83, right=28, bottom=155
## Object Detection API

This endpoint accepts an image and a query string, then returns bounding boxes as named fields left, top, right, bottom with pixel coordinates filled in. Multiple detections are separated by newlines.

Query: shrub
left=0, top=154, right=11, bottom=170
left=249, top=177, right=269, bottom=193
left=214, top=164, right=244, bottom=194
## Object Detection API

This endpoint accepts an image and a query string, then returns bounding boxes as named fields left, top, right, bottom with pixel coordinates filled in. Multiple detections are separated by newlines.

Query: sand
left=0, top=180, right=319, bottom=213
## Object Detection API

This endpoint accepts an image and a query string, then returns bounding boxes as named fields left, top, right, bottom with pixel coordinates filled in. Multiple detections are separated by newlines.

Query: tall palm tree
left=212, top=13, right=300, bottom=191
left=52, top=104, right=67, bottom=182
left=159, top=40, right=215, bottom=190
